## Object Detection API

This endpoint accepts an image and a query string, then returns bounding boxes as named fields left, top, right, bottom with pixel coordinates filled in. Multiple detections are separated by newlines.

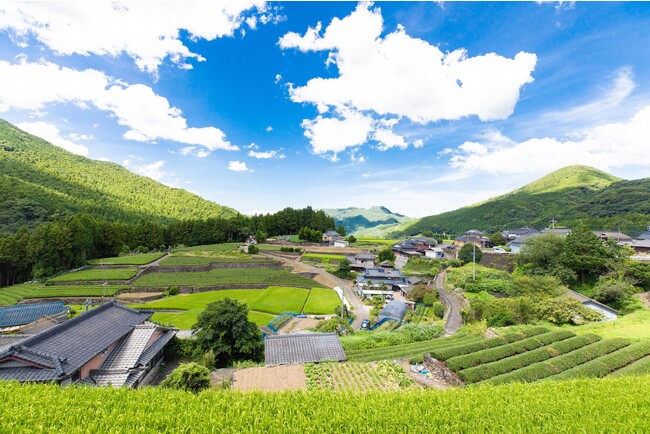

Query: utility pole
left=472, top=243, right=476, bottom=281
left=550, top=218, right=558, bottom=230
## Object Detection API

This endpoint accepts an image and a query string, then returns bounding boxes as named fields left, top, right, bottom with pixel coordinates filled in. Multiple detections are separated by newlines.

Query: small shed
left=264, top=333, right=346, bottom=365
left=378, top=300, right=408, bottom=322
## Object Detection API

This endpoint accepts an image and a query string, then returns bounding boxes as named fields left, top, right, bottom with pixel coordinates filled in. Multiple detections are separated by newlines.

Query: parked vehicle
left=360, top=319, right=370, bottom=330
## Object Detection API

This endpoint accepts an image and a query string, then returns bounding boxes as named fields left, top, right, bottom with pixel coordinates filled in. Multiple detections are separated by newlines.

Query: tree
left=561, top=224, right=611, bottom=283
left=377, top=247, right=395, bottom=263
left=193, top=298, right=264, bottom=367
left=347, top=235, right=357, bottom=244
left=332, top=258, right=353, bottom=279
left=160, top=362, right=211, bottom=393
left=458, top=243, right=482, bottom=264
left=516, top=232, right=576, bottom=284
left=336, top=224, right=346, bottom=236
left=489, top=232, right=507, bottom=247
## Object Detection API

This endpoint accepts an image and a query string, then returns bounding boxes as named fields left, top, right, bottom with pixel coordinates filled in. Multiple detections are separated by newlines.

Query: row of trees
left=0, top=207, right=335, bottom=286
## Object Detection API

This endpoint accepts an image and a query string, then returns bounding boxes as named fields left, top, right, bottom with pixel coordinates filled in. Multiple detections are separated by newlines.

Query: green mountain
left=0, top=119, right=238, bottom=233
left=321, top=206, right=413, bottom=235
left=396, top=166, right=650, bottom=237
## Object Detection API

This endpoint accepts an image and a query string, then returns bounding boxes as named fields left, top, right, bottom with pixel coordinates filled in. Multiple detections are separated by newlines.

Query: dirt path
left=636, top=292, right=650, bottom=309
left=434, top=270, right=463, bottom=336
left=261, top=252, right=370, bottom=329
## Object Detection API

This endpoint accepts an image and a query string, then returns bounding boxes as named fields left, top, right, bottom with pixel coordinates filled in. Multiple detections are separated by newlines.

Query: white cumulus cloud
left=228, top=161, right=253, bottom=172
left=248, top=149, right=285, bottom=159
left=280, top=3, right=536, bottom=158
left=447, top=105, right=650, bottom=175
left=0, top=1, right=267, bottom=76
left=0, top=59, right=237, bottom=154
left=15, top=121, right=89, bottom=156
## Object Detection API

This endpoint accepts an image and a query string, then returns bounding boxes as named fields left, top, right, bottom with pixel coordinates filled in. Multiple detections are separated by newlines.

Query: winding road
left=261, top=252, right=370, bottom=328
left=434, top=269, right=464, bottom=335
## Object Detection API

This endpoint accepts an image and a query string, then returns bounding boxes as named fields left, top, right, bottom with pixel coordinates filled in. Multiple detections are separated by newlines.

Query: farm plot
left=249, top=286, right=310, bottom=315
left=610, top=355, right=650, bottom=377
left=49, top=268, right=138, bottom=282
left=301, top=253, right=346, bottom=264
left=305, top=362, right=414, bottom=391
left=151, top=309, right=273, bottom=329
left=408, top=304, right=438, bottom=324
left=87, top=252, right=165, bottom=265
left=23, top=285, right=129, bottom=298
left=302, top=287, right=341, bottom=314
left=132, top=268, right=325, bottom=288
left=176, top=243, right=242, bottom=252
left=233, top=365, right=307, bottom=391
left=159, top=256, right=269, bottom=266
left=0, top=284, right=40, bottom=306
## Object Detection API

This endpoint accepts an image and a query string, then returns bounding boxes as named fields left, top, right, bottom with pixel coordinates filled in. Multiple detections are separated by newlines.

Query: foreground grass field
left=87, top=252, right=166, bottom=265
left=1, top=378, right=650, bottom=432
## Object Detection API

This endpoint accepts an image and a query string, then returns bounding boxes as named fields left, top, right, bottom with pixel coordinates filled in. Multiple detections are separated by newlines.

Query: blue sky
left=0, top=2, right=649, bottom=217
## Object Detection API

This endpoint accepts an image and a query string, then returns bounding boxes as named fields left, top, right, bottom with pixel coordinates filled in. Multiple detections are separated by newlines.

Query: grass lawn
left=132, top=267, right=324, bottom=288
left=249, top=286, right=311, bottom=315
left=565, top=308, right=650, bottom=341
left=303, top=287, right=341, bottom=315
left=87, top=252, right=165, bottom=265
left=48, top=268, right=138, bottom=282
left=151, top=309, right=275, bottom=329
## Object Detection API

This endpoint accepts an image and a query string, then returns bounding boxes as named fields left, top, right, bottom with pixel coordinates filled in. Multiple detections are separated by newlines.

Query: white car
left=493, top=247, right=506, bottom=253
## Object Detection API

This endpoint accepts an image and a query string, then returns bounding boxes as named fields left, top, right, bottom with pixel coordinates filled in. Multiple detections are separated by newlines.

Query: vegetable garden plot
left=305, top=362, right=413, bottom=391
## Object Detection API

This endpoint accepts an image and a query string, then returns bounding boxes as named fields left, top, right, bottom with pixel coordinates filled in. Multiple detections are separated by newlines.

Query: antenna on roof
left=549, top=218, right=558, bottom=230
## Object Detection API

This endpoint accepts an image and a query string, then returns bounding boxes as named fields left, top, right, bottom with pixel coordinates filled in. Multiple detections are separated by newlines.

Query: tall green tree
left=193, top=298, right=263, bottom=367
left=458, top=243, right=482, bottom=264
left=377, top=247, right=396, bottom=263
left=489, top=232, right=507, bottom=247
left=561, top=224, right=611, bottom=283
left=517, top=232, right=576, bottom=284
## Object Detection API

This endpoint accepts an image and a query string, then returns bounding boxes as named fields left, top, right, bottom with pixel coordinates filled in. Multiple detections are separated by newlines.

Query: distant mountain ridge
left=321, top=206, right=413, bottom=235
left=0, top=119, right=238, bottom=233
left=394, top=166, right=649, bottom=237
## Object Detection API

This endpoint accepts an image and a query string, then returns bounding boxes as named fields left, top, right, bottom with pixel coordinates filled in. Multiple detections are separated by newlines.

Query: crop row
left=306, top=362, right=413, bottom=391
left=486, top=338, right=630, bottom=385
left=548, top=341, right=650, bottom=381
left=610, top=355, right=650, bottom=377
left=49, top=268, right=138, bottom=282
left=431, top=327, right=549, bottom=361
left=457, top=334, right=601, bottom=384
left=87, top=252, right=166, bottom=265
left=2, top=378, right=650, bottom=432
left=132, top=268, right=325, bottom=288
left=24, top=285, right=128, bottom=298
left=446, top=330, right=575, bottom=371
left=346, top=336, right=483, bottom=362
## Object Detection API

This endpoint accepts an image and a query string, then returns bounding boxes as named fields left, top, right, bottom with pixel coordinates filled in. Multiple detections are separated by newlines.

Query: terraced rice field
left=305, top=362, right=414, bottom=391
left=159, top=256, right=270, bottom=266
left=49, top=268, right=138, bottom=282
left=87, top=252, right=166, bottom=265
left=132, top=268, right=324, bottom=288
left=0, top=283, right=130, bottom=306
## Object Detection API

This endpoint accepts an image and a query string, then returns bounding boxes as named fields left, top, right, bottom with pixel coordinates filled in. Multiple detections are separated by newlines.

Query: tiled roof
left=0, top=335, right=32, bottom=353
left=0, top=302, right=68, bottom=328
left=265, top=333, right=346, bottom=365
left=0, top=301, right=152, bottom=382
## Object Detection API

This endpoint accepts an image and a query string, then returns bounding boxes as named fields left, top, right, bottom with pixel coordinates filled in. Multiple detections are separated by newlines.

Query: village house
left=392, top=238, right=437, bottom=257
left=0, top=301, right=177, bottom=388
left=345, top=252, right=376, bottom=272
left=453, top=230, right=491, bottom=249
left=593, top=231, right=632, bottom=243
left=501, top=227, right=540, bottom=241
left=425, top=247, right=445, bottom=259
left=355, top=267, right=409, bottom=300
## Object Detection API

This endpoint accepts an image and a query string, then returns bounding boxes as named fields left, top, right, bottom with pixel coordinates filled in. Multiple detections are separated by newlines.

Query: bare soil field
left=232, top=365, right=307, bottom=391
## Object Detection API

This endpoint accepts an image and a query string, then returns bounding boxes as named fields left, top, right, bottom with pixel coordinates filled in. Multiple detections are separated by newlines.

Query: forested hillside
left=396, top=166, right=650, bottom=236
left=0, top=119, right=237, bottom=233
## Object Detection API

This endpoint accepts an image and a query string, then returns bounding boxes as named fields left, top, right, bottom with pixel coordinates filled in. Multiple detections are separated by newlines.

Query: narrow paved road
left=261, top=252, right=370, bottom=328
left=434, top=269, right=463, bottom=336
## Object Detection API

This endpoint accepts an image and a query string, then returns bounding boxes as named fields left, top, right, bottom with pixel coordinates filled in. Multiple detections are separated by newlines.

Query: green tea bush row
left=346, top=336, right=484, bottom=363
left=486, top=338, right=630, bottom=385
left=458, top=334, right=601, bottom=383
left=548, top=341, right=650, bottom=381
left=431, top=327, right=549, bottom=361
left=340, top=323, right=444, bottom=351
left=610, top=355, right=650, bottom=377
left=446, top=330, right=575, bottom=371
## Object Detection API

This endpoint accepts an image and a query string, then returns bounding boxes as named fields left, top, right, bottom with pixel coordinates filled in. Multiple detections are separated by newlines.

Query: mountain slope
left=396, top=166, right=649, bottom=236
left=0, top=119, right=237, bottom=233
left=322, top=206, right=413, bottom=234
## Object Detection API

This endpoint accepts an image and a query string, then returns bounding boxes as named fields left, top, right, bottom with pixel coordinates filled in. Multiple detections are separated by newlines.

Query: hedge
left=345, top=336, right=483, bottom=363
left=548, top=341, right=650, bottom=381
left=430, top=327, right=549, bottom=361
left=458, top=334, right=601, bottom=384
left=486, top=338, right=630, bottom=385
left=609, top=355, right=650, bottom=377
left=446, top=330, right=575, bottom=372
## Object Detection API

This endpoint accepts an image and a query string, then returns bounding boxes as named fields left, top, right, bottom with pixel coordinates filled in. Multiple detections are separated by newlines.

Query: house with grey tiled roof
left=0, top=300, right=176, bottom=388
left=264, top=333, right=346, bottom=365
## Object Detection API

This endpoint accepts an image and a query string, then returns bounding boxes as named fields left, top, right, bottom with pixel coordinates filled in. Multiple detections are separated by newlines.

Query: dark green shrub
left=160, top=362, right=211, bottom=393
